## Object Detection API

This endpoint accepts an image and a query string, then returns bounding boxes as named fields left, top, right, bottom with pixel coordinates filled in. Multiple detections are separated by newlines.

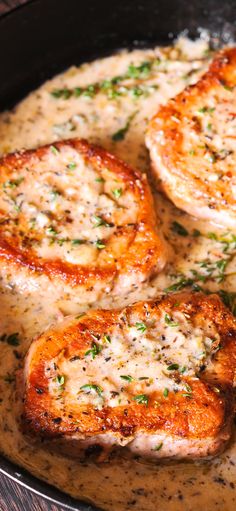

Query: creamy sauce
left=0, top=36, right=236, bottom=510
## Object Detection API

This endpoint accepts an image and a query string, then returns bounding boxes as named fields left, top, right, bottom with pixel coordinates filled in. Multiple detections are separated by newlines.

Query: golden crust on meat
left=146, top=47, right=236, bottom=227
left=0, top=138, right=167, bottom=295
left=22, top=292, right=236, bottom=458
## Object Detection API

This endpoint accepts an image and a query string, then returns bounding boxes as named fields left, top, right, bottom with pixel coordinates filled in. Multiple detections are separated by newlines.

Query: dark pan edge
left=0, top=454, right=102, bottom=511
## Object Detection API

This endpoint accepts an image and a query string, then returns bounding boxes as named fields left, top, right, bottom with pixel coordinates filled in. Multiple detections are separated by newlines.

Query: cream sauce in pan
left=0, top=37, right=236, bottom=510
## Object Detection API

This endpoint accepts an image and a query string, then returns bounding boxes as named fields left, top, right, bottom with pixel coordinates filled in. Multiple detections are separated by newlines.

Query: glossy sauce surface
left=0, top=37, right=235, bottom=510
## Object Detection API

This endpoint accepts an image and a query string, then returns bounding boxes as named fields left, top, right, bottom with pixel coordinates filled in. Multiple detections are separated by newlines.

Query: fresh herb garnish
left=85, top=342, right=102, bottom=360
left=80, top=384, right=103, bottom=397
left=95, top=240, right=106, bottom=249
left=163, top=388, right=169, bottom=398
left=120, top=375, right=134, bottom=382
left=135, top=322, right=147, bottom=333
left=71, top=239, right=86, bottom=245
left=164, top=314, right=179, bottom=327
left=153, top=442, right=163, bottom=451
left=67, top=162, right=77, bottom=170
left=56, top=375, right=65, bottom=386
left=50, top=145, right=59, bottom=155
left=92, top=215, right=113, bottom=228
left=3, top=177, right=24, bottom=189
left=103, top=334, right=111, bottom=344
left=112, top=188, right=123, bottom=199
left=166, top=363, right=179, bottom=371
left=112, top=112, right=137, bottom=141
left=133, top=394, right=149, bottom=406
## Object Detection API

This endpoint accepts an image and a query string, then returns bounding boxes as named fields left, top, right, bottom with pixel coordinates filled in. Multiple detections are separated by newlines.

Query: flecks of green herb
left=103, top=334, right=111, bottom=344
left=163, top=388, right=169, bottom=398
left=112, top=188, right=123, bottom=199
left=127, top=61, right=152, bottom=79
left=153, top=442, right=163, bottom=451
left=51, top=88, right=72, bottom=99
left=80, top=384, right=103, bottom=397
left=50, top=145, right=59, bottom=155
left=85, top=342, right=102, bottom=360
left=133, top=394, right=149, bottom=406
left=167, top=363, right=179, bottom=371
left=95, top=240, right=106, bottom=249
left=3, top=177, right=24, bottom=189
left=171, top=221, right=189, bottom=237
left=95, top=177, right=105, bottom=183
left=120, top=375, right=134, bottom=382
left=198, top=106, right=215, bottom=114
left=71, top=239, right=86, bottom=245
left=135, top=322, right=147, bottom=333
left=47, top=226, right=58, bottom=236
left=164, top=314, right=179, bottom=327
left=92, top=215, right=113, bottom=228
left=112, top=112, right=137, bottom=142
left=76, top=313, right=86, bottom=319
left=56, top=375, right=65, bottom=386
left=67, top=162, right=77, bottom=170
left=179, top=366, right=187, bottom=374
left=0, top=332, right=20, bottom=346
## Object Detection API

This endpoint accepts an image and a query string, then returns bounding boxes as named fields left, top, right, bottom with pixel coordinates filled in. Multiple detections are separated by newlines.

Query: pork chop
left=22, top=291, right=236, bottom=460
left=0, top=138, right=167, bottom=304
left=146, top=47, right=236, bottom=227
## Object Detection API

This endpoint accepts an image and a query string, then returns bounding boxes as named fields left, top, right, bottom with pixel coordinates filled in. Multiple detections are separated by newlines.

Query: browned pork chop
left=0, top=138, right=167, bottom=304
left=146, top=47, right=236, bottom=227
left=22, top=292, right=236, bottom=460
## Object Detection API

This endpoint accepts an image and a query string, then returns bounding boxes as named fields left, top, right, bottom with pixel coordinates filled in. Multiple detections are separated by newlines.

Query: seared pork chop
left=22, top=292, right=236, bottom=460
left=0, top=138, right=167, bottom=304
left=146, top=47, right=236, bottom=227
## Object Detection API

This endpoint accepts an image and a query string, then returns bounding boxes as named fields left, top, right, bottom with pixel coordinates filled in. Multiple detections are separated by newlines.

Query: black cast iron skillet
left=0, top=0, right=236, bottom=509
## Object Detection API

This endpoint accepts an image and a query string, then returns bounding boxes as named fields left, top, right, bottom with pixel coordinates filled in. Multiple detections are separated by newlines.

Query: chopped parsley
left=163, top=388, right=169, bottom=398
left=56, top=375, right=65, bottom=386
left=166, top=363, right=179, bottom=371
left=50, top=59, right=158, bottom=102
left=153, top=442, right=163, bottom=451
left=67, top=162, right=77, bottom=170
left=85, top=342, right=102, bottom=360
left=164, top=314, right=179, bottom=327
left=95, top=239, right=106, bottom=249
left=50, top=145, right=59, bottom=155
left=95, top=177, right=105, bottom=183
left=135, top=322, right=147, bottom=333
left=80, top=384, right=103, bottom=397
left=112, top=188, right=123, bottom=199
left=3, top=177, right=24, bottom=189
left=120, top=375, right=134, bottom=382
left=112, top=112, right=137, bottom=141
left=133, top=394, right=149, bottom=406
left=92, top=215, right=113, bottom=228
left=103, top=334, right=111, bottom=344
left=71, top=239, right=86, bottom=245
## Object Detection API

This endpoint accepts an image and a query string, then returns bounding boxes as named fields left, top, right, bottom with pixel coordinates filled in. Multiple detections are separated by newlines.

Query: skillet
left=0, top=0, right=236, bottom=509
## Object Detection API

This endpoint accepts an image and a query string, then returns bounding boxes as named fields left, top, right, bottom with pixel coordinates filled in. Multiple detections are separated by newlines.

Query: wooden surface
left=0, top=5, right=73, bottom=511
